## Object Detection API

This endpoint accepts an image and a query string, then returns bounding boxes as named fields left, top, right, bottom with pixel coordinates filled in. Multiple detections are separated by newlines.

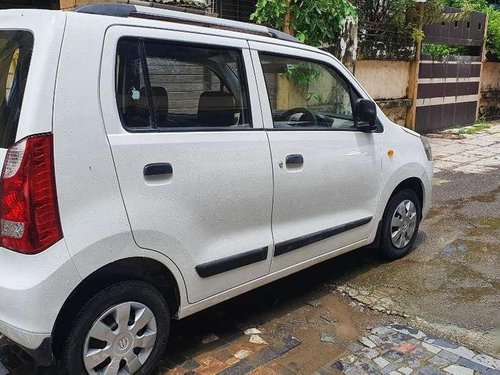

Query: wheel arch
left=371, top=175, right=425, bottom=248
left=388, top=177, right=424, bottom=213
left=51, top=257, right=180, bottom=360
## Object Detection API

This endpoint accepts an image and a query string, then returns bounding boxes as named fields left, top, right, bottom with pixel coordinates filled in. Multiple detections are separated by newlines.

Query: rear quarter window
left=0, top=31, right=34, bottom=148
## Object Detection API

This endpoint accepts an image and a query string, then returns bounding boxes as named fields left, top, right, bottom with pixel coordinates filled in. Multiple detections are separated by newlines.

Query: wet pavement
left=1, top=122, right=499, bottom=374
left=325, top=324, right=500, bottom=375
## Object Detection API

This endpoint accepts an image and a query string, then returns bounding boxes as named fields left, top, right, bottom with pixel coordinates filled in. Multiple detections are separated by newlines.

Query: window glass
left=116, top=39, right=152, bottom=129
left=0, top=31, right=34, bottom=148
left=116, top=37, right=251, bottom=130
left=259, top=53, right=357, bottom=130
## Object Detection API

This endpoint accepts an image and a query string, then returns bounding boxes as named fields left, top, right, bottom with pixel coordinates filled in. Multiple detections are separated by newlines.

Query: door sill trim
left=274, top=217, right=373, bottom=256
left=195, top=247, right=269, bottom=278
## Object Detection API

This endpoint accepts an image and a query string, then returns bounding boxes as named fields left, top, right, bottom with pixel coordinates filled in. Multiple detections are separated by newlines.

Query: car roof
left=0, top=4, right=335, bottom=63
left=74, top=3, right=301, bottom=44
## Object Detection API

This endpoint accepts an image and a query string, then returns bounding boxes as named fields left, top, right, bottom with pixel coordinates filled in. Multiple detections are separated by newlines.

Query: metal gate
left=0, top=0, right=56, bottom=9
left=415, top=8, right=487, bottom=132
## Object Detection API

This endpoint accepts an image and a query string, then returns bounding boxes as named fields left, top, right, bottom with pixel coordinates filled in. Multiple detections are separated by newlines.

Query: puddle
left=442, top=243, right=468, bottom=254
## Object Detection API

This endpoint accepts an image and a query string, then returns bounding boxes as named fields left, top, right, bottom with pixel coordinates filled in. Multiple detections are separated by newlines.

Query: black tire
left=380, top=189, right=421, bottom=260
left=61, top=281, right=170, bottom=375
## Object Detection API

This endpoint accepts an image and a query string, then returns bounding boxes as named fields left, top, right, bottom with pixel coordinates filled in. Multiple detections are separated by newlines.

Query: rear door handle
left=286, top=154, right=304, bottom=166
left=144, top=163, right=173, bottom=177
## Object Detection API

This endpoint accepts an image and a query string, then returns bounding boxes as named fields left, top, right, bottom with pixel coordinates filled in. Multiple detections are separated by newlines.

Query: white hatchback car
left=0, top=4, right=432, bottom=374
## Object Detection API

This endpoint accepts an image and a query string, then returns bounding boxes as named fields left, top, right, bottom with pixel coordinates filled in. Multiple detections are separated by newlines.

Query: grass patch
left=455, top=123, right=491, bottom=136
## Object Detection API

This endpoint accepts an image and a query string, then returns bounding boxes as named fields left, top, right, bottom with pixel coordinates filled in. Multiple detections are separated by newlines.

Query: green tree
left=250, top=0, right=357, bottom=47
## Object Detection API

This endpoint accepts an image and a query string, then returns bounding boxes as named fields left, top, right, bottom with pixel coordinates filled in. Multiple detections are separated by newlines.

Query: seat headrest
left=140, top=86, right=169, bottom=126
left=197, top=92, right=236, bottom=127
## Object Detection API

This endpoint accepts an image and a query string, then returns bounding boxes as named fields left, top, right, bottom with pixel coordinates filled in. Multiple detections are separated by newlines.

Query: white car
left=0, top=4, right=432, bottom=374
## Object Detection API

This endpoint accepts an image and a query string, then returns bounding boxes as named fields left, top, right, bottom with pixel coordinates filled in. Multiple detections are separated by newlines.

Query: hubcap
left=83, top=302, right=157, bottom=375
left=390, top=199, right=417, bottom=249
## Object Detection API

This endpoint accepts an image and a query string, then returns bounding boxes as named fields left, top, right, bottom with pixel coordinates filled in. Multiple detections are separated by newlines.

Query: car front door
left=250, top=42, right=382, bottom=272
left=101, top=27, right=274, bottom=303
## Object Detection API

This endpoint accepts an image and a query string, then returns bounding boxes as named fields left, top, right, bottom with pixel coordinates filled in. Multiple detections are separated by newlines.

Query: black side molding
left=196, top=247, right=268, bottom=278
left=274, top=217, right=373, bottom=256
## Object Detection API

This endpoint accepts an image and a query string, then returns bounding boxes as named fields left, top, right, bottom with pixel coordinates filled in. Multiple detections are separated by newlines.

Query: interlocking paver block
left=421, top=343, right=441, bottom=354
left=388, top=333, right=413, bottom=345
left=374, top=356, right=390, bottom=368
left=444, top=364, right=474, bottom=375
left=396, top=343, right=418, bottom=354
left=382, top=365, right=399, bottom=374
left=390, top=325, right=426, bottom=340
left=410, top=346, right=434, bottom=360
left=346, top=342, right=364, bottom=353
left=368, top=334, right=384, bottom=346
left=359, top=348, right=379, bottom=360
left=385, top=350, right=406, bottom=363
left=418, top=365, right=441, bottom=375
left=431, top=339, right=459, bottom=350
left=444, top=346, right=476, bottom=360
left=353, top=359, right=381, bottom=375
left=471, top=354, right=500, bottom=370
left=399, top=367, right=413, bottom=375
left=437, top=351, right=460, bottom=363
left=407, top=359, right=423, bottom=368
left=428, top=355, right=451, bottom=368
left=371, top=326, right=394, bottom=337
left=358, top=337, right=377, bottom=349
left=457, top=357, right=490, bottom=374
left=344, top=366, right=364, bottom=375
left=336, top=325, right=500, bottom=375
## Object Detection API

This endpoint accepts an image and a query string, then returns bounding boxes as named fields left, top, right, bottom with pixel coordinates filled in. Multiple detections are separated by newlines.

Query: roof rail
left=74, top=3, right=301, bottom=44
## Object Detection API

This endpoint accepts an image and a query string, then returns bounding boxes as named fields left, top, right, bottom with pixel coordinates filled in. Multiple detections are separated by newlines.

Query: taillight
left=0, top=133, right=62, bottom=254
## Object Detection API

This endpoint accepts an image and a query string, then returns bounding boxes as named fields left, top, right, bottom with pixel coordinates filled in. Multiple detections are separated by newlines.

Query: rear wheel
left=380, top=189, right=421, bottom=260
left=62, top=281, right=170, bottom=375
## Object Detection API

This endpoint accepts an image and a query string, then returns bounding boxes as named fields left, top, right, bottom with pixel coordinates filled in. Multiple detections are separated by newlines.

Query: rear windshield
left=0, top=31, right=34, bottom=148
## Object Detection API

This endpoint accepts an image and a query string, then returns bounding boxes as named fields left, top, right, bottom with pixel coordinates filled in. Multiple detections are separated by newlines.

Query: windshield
left=0, top=31, right=34, bottom=148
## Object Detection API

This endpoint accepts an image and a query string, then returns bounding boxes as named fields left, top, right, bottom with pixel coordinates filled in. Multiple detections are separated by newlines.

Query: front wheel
left=62, top=281, right=170, bottom=375
left=380, top=189, right=421, bottom=260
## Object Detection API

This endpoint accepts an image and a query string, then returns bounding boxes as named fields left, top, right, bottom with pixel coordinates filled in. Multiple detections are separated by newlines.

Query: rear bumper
left=0, top=240, right=81, bottom=364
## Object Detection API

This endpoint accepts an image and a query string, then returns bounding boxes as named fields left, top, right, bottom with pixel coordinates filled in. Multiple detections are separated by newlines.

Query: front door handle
left=144, top=163, right=173, bottom=177
left=286, top=154, right=304, bottom=166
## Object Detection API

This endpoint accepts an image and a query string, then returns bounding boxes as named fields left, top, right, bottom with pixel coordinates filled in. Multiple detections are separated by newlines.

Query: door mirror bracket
left=354, top=99, right=377, bottom=132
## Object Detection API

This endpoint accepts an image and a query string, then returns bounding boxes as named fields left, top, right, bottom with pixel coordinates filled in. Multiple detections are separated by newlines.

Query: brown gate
left=0, top=0, right=56, bottom=9
left=415, top=8, right=487, bottom=132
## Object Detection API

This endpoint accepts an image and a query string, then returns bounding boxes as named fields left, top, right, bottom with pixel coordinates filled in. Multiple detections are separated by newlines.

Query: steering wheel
left=279, top=107, right=318, bottom=127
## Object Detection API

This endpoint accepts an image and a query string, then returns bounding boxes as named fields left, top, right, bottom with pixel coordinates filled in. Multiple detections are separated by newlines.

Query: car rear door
left=100, top=26, right=274, bottom=303
left=250, top=42, right=382, bottom=272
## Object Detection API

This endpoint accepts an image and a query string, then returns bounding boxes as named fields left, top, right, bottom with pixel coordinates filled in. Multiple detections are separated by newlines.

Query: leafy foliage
left=422, top=43, right=468, bottom=56
left=251, top=0, right=357, bottom=47
left=285, top=63, right=321, bottom=88
left=356, top=0, right=409, bottom=26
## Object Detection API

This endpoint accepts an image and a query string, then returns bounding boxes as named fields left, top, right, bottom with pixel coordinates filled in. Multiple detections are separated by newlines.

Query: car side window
left=259, top=53, right=358, bottom=130
left=115, top=37, right=252, bottom=130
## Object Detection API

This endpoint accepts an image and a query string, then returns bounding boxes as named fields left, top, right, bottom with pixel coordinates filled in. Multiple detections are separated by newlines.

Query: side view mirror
left=354, top=99, right=377, bottom=132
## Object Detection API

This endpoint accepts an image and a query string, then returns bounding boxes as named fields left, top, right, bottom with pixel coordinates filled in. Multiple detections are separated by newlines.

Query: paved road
left=1, top=123, right=499, bottom=374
